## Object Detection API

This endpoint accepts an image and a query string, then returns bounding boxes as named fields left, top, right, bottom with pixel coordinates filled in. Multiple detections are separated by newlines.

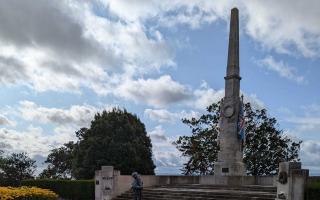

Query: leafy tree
left=243, top=103, right=301, bottom=175
left=175, top=103, right=220, bottom=175
left=0, top=152, right=36, bottom=186
left=0, top=150, right=5, bottom=185
left=39, top=142, right=74, bottom=179
left=72, top=108, right=155, bottom=179
left=176, top=101, right=301, bottom=176
left=0, top=150, right=5, bottom=168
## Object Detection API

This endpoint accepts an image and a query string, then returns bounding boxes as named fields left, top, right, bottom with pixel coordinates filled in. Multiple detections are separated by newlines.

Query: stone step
left=142, top=189, right=275, bottom=196
left=114, top=194, right=276, bottom=200
left=114, top=195, right=275, bottom=200
left=118, top=192, right=276, bottom=199
left=113, top=184, right=277, bottom=200
left=158, top=184, right=277, bottom=192
left=114, top=197, right=274, bottom=200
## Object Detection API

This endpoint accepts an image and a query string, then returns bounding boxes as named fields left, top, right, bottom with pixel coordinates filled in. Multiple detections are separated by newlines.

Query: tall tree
left=175, top=101, right=301, bottom=175
left=243, top=103, right=301, bottom=175
left=72, top=108, right=155, bottom=179
left=39, top=142, right=74, bottom=179
left=0, top=152, right=36, bottom=186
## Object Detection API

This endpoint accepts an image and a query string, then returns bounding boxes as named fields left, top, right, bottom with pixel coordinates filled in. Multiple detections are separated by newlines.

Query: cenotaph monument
left=214, top=8, right=246, bottom=176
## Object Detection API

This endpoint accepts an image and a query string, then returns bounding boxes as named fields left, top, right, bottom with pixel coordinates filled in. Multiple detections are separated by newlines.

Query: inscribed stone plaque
left=222, top=168, right=229, bottom=173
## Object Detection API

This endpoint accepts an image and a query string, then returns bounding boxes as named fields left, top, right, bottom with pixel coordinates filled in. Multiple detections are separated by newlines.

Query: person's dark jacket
left=131, top=173, right=143, bottom=190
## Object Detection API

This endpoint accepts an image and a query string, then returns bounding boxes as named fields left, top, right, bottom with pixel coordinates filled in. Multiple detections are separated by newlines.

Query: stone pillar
left=275, top=162, right=309, bottom=200
left=95, top=166, right=119, bottom=200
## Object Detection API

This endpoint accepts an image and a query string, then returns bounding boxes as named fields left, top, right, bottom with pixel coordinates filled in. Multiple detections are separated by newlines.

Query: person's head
left=132, top=172, right=138, bottom=178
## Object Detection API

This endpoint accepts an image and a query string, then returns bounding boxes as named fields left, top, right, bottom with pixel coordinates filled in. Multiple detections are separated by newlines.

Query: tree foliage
left=72, top=108, right=155, bottom=179
left=39, top=142, right=74, bottom=179
left=243, top=103, right=301, bottom=175
left=175, top=103, right=220, bottom=175
left=176, top=101, right=301, bottom=175
left=0, top=150, right=5, bottom=184
left=0, top=152, right=36, bottom=186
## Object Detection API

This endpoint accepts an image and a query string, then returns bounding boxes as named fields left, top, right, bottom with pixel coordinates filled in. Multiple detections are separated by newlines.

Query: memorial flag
left=238, top=102, right=245, bottom=142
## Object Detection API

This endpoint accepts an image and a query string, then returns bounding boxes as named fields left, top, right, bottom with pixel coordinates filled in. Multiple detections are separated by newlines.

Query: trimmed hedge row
left=21, top=179, right=94, bottom=200
left=306, top=181, right=320, bottom=200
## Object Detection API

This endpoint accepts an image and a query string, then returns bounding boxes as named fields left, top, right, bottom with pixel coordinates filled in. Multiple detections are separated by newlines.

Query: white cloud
left=287, top=117, right=320, bottom=133
left=114, top=75, right=192, bottom=107
left=145, top=109, right=177, bottom=123
left=0, top=102, right=120, bottom=174
left=149, top=125, right=168, bottom=142
left=104, top=0, right=233, bottom=29
left=284, top=104, right=320, bottom=134
left=0, top=0, right=174, bottom=95
left=0, top=114, right=15, bottom=126
left=279, top=103, right=320, bottom=173
left=0, top=101, right=117, bottom=160
left=148, top=126, right=186, bottom=168
left=300, top=140, right=320, bottom=170
left=244, top=0, right=320, bottom=57
left=257, top=56, right=305, bottom=84
left=0, top=0, right=317, bottom=100
left=0, top=1, right=111, bottom=94
left=242, top=93, right=265, bottom=110
left=193, top=83, right=224, bottom=110
left=145, top=109, right=199, bottom=123
left=192, top=82, right=264, bottom=110
left=0, top=126, right=75, bottom=157
left=18, top=101, right=105, bottom=127
left=0, top=0, right=318, bottom=98
left=105, top=0, right=320, bottom=58
left=0, top=125, right=75, bottom=175
left=102, top=0, right=160, bottom=22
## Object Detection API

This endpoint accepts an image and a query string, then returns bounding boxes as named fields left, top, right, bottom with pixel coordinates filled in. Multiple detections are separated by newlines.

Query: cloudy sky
left=0, top=0, right=319, bottom=175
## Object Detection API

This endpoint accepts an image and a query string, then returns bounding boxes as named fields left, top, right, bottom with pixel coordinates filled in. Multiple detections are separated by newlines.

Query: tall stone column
left=214, top=8, right=246, bottom=176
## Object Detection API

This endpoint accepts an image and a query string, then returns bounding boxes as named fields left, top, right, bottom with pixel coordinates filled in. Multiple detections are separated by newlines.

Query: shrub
left=0, top=186, right=58, bottom=200
left=21, top=179, right=94, bottom=200
left=306, top=181, right=320, bottom=200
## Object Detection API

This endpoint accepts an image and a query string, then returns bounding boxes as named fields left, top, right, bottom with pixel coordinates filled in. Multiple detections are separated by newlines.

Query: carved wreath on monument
left=223, top=105, right=234, bottom=117
left=278, top=171, right=288, bottom=184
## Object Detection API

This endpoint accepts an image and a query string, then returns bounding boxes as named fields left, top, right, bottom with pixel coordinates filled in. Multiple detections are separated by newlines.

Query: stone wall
left=113, top=175, right=200, bottom=198
left=94, top=166, right=277, bottom=200
left=199, top=175, right=275, bottom=186
left=112, top=175, right=275, bottom=197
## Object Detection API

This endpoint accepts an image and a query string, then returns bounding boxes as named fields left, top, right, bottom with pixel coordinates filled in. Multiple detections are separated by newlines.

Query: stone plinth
left=214, top=161, right=246, bottom=177
left=275, top=162, right=309, bottom=200
left=95, top=166, right=119, bottom=200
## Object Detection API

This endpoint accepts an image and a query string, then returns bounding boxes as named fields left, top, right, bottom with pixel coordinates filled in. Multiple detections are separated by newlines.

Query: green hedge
left=306, top=181, right=320, bottom=200
left=21, top=179, right=94, bottom=200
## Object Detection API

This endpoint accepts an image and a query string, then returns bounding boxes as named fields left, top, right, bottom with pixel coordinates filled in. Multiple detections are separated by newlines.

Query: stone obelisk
left=214, top=8, right=246, bottom=176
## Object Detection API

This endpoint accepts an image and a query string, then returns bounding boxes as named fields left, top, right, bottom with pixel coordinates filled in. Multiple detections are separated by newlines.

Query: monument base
left=214, top=161, right=246, bottom=176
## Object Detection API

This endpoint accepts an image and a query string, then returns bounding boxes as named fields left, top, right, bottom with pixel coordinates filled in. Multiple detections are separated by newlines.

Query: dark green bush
left=21, top=179, right=94, bottom=200
left=306, top=181, right=320, bottom=200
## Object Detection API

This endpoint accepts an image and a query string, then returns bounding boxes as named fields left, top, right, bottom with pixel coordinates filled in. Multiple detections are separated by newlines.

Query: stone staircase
left=113, top=184, right=277, bottom=200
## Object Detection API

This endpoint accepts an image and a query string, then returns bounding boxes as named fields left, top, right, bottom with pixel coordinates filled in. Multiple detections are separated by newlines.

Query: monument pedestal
left=214, top=161, right=246, bottom=176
